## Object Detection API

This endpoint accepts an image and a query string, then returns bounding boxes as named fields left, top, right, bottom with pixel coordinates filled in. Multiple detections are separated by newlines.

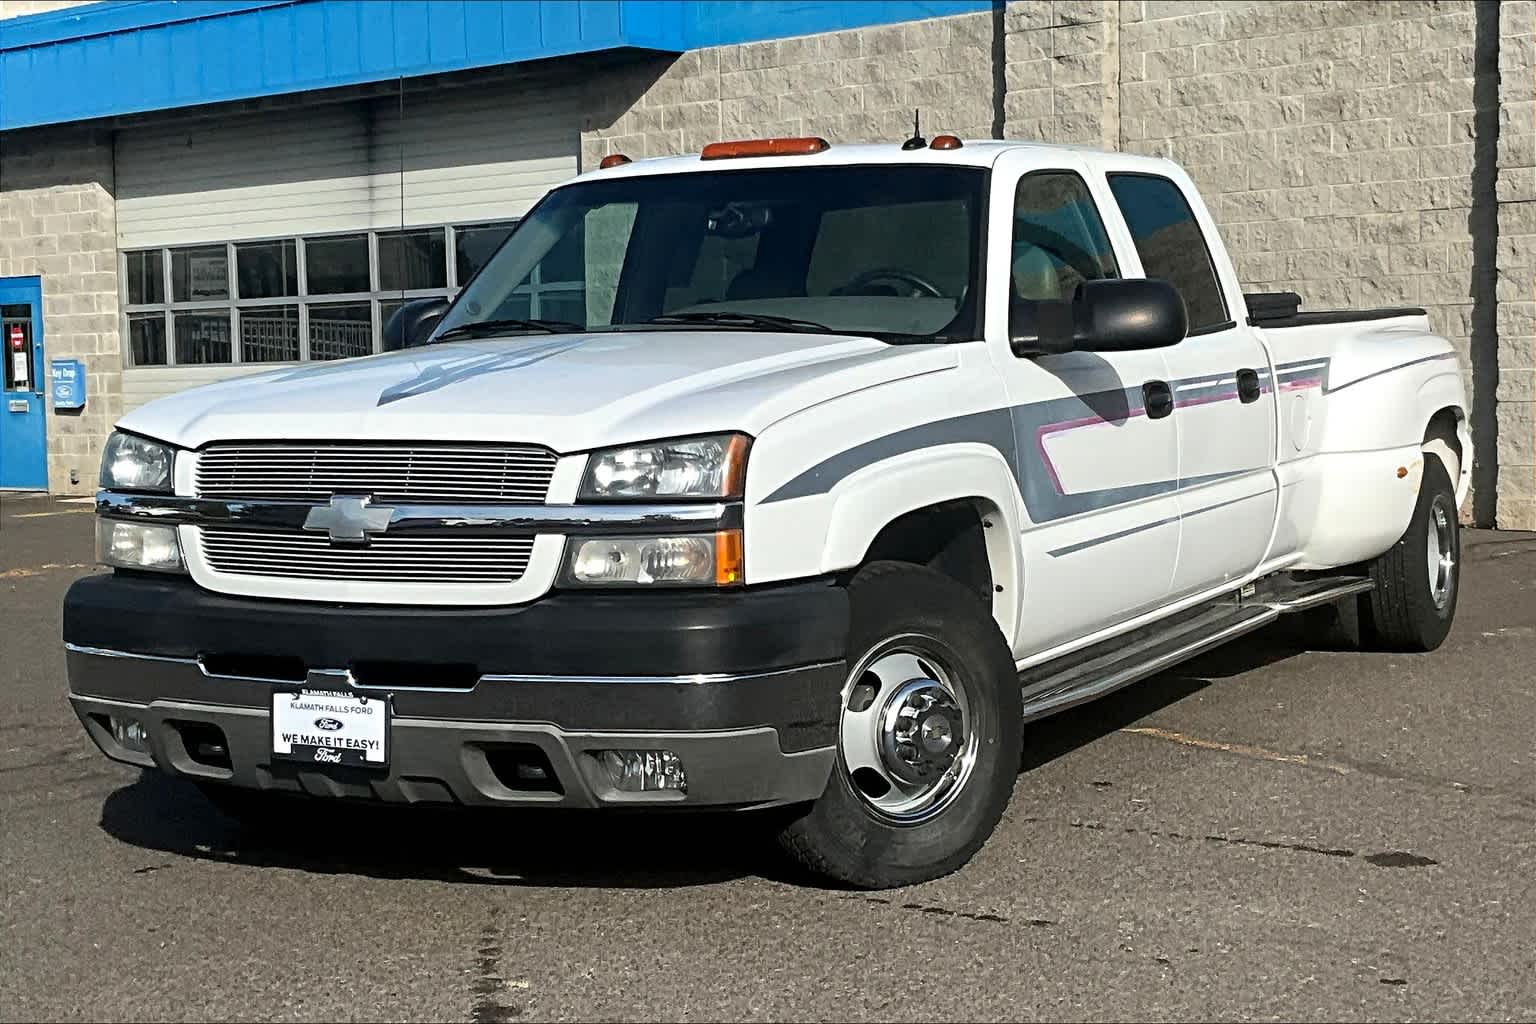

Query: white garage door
left=115, top=78, right=579, bottom=410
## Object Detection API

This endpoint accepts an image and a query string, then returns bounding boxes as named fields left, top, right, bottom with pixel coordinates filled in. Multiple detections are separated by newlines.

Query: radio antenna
left=902, top=109, right=927, bottom=150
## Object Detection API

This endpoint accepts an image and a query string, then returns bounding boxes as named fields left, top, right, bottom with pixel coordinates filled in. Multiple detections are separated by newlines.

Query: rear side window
left=1106, top=173, right=1228, bottom=332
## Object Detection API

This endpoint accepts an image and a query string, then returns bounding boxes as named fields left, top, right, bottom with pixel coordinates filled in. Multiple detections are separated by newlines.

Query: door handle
left=1142, top=380, right=1174, bottom=420
left=1237, top=367, right=1262, bottom=404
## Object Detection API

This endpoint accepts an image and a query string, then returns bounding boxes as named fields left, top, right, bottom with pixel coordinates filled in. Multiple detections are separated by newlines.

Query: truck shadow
left=96, top=624, right=1311, bottom=890
left=98, top=773, right=779, bottom=889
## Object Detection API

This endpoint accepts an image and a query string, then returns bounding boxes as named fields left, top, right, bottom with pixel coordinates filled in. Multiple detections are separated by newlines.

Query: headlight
left=100, top=431, right=174, bottom=492
left=96, top=520, right=184, bottom=573
left=564, top=530, right=743, bottom=587
left=580, top=434, right=750, bottom=500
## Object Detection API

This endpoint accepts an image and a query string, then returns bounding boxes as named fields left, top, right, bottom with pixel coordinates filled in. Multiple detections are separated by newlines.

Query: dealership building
left=0, top=0, right=1532, bottom=527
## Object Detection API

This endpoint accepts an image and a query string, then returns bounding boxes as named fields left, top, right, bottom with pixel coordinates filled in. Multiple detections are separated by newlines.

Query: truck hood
left=119, top=330, right=959, bottom=452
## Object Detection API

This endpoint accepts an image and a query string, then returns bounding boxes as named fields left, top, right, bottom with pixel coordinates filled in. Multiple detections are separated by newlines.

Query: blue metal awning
left=0, top=0, right=991, bottom=132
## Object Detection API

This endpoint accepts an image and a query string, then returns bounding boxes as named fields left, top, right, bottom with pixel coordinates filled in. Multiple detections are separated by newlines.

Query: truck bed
left=1244, top=291, right=1426, bottom=330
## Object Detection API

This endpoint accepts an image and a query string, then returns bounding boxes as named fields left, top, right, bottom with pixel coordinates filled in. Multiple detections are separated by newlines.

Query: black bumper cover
left=63, top=573, right=848, bottom=752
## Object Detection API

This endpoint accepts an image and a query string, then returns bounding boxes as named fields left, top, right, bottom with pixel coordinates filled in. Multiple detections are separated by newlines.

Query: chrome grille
left=199, top=528, right=535, bottom=583
left=195, top=443, right=558, bottom=504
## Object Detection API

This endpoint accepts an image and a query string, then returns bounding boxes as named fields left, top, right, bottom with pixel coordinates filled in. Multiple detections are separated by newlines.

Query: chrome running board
left=1018, top=574, right=1373, bottom=723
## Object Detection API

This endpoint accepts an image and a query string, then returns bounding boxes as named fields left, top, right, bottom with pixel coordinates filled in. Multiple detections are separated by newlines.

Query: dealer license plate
left=271, top=688, right=389, bottom=767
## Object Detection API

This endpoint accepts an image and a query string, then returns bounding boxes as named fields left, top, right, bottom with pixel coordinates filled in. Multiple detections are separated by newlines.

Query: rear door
left=1101, top=170, right=1278, bottom=595
left=1, top=276, right=47, bottom=491
left=986, top=152, right=1180, bottom=656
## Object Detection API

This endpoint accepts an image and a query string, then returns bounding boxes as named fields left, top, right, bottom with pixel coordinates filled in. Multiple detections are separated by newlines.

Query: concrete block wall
left=0, top=126, right=122, bottom=494
left=1122, top=1, right=1484, bottom=352
left=0, top=0, right=90, bottom=16
left=1498, top=0, right=1536, bottom=530
left=1004, top=0, right=1120, bottom=147
left=581, top=11, right=996, bottom=165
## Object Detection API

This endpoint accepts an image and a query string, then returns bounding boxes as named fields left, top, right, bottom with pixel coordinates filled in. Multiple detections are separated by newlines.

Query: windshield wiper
left=435, top=317, right=584, bottom=342
left=644, top=311, right=836, bottom=334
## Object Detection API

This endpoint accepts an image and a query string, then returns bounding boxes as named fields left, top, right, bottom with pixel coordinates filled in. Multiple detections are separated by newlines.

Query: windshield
left=436, top=165, right=987, bottom=343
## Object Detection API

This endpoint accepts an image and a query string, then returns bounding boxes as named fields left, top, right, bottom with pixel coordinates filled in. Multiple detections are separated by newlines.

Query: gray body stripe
left=1323, top=351, right=1456, bottom=394
left=1045, top=490, right=1268, bottom=557
left=761, top=408, right=1019, bottom=504
left=761, top=350, right=1450, bottom=520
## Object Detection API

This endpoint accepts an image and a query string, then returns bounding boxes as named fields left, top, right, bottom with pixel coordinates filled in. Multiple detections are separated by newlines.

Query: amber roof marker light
left=700, top=136, right=830, bottom=160
left=598, top=153, right=632, bottom=169
left=929, top=135, right=963, bottom=150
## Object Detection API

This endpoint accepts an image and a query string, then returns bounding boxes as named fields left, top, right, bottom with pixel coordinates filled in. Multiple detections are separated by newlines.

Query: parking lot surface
left=1, top=493, right=1533, bottom=1022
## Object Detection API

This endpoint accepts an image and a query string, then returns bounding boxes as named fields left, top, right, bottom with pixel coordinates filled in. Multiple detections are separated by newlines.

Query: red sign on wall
left=7, top=324, right=22, bottom=350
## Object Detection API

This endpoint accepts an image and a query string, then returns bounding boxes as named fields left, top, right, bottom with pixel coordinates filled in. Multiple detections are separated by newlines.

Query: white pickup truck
left=66, top=136, right=1470, bottom=888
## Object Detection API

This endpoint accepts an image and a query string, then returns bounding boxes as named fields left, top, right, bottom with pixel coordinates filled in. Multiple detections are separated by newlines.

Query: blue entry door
left=1, top=276, right=48, bottom=490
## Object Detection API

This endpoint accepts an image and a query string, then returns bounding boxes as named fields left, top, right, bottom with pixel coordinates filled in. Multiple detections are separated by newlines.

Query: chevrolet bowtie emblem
left=303, top=495, right=395, bottom=545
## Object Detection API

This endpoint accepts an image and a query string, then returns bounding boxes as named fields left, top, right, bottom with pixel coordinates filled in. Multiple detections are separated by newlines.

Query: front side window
left=1106, top=173, right=1228, bottom=332
left=1010, top=171, right=1118, bottom=304
left=440, top=166, right=987, bottom=343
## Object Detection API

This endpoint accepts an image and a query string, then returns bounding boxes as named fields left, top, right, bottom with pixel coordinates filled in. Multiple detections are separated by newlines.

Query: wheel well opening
left=1424, top=407, right=1462, bottom=457
left=1423, top=407, right=1464, bottom=481
left=862, top=500, right=994, bottom=603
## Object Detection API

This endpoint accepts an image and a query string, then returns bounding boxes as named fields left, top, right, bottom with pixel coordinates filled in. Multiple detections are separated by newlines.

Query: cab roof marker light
left=598, top=153, right=632, bottom=169
left=700, top=137, right=830, bottom=160
left=929, top=135, right=963, bottom=151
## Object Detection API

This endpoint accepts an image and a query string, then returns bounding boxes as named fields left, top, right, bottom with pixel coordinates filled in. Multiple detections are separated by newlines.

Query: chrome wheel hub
left=1427, top=494, right=1456, bottom=609
left=839, top=635, right=977, bottom=824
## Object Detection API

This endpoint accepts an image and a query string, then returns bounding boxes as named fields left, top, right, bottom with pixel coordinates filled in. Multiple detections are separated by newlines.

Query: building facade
left=0, top=0, right=1532, bottom=528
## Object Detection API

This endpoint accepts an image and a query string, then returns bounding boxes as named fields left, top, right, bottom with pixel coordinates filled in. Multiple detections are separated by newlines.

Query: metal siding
left=0, top=0, right=992, bottom=131
left=115, top=79, right=577, bottom=249
left=123, top=364, right=290, bottom=414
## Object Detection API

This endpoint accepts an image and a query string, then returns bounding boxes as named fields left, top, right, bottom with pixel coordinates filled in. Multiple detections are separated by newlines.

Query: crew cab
left=65, top=136, right=1471, bottom=887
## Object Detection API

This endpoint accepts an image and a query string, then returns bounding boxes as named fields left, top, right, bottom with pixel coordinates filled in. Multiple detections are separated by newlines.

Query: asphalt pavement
left=1, top=492, right=1533, bottom=1022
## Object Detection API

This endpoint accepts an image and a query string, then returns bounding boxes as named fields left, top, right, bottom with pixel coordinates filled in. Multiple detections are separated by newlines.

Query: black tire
left=776, top=561, right=1021, bottom=889
left=1358, top=453, right=1461, bottom=651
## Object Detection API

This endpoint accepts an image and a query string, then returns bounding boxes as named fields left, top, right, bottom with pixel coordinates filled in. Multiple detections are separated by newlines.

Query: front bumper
left=64, top=573, right=848, bottom=808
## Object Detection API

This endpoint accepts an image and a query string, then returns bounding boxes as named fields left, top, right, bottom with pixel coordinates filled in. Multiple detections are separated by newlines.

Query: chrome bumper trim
left=62, top=643, right=831, bottom=689
left=95, top=491, right=742, bottom=536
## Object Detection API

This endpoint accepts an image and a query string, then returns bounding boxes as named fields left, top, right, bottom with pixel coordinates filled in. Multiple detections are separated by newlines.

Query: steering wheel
left=839, top=267, right=945, bottom=299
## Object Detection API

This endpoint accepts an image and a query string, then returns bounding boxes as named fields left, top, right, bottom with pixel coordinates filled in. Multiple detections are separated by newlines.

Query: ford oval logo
left=314, top=717, right=344, bottom=732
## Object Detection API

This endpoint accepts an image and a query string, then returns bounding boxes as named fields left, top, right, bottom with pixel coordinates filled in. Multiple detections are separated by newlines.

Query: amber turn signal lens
left=700, top=136, right=830, bottom=160
left=598, top=153, right=632, bottom=169
left=715, top=529, right=745, bottom=586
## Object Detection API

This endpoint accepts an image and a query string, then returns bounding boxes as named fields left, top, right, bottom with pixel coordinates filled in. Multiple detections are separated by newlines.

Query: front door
left=988, top=157, right=1181, bottom=657
left=0, top=277, right=47, bottom=491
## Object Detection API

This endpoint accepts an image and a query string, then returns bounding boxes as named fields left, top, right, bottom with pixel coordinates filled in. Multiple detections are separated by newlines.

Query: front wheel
left=776, top=562, right=1021, bottom=888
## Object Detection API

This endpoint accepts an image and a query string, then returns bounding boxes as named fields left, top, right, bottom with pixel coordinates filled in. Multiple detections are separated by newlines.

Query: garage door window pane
left=174, top=312, right=232, bottom=364
left=308, top=302, right=372, bottom=360
left=171, top=246, right=229, bottom=301
left=127, top=313, right=167, bottom=365
left=241, top=305, right=299, bottom=362
left=305, top=235, right=369, bottom=294
left=379, top=229, right=447, bottom=292
left=237, top=240, right=298, bottom=299
left=126, top=251, right=164, bottom=305
left=455, top=222, right=516, bottom=284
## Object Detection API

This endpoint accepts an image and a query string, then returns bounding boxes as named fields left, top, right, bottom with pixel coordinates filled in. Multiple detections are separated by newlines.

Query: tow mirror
left=383, top=297, right=451, bottom=352
left=1011, top=278, right=1187, bottom=356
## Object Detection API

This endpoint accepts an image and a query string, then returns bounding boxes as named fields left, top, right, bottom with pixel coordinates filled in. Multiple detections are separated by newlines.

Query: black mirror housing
left=1011, top=278, right=1188, bottom=356
left=382, top=297, right=451, bottom=352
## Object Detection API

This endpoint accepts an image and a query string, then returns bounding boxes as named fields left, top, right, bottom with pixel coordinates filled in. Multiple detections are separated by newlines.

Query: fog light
left=109, top=715, right=151, bottom=753
left=596, top=749, right=686, bottom=793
